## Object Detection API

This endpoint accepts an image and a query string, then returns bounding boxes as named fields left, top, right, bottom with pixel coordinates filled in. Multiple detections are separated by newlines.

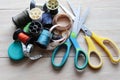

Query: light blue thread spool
left=36, top=29, right=52, bottom=48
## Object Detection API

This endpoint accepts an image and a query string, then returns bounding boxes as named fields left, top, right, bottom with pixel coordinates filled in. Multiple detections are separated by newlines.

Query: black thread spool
left=13, top=28, right=33, bottom=45
left=41, top=12, right=53, bottom=29
left=29, top=21, right=43, bottom=38
left=36, top=29, right=52, bottom=49
left=43, top=1, right=59, bottom=16
left=12, top=9, right=32, bottom=29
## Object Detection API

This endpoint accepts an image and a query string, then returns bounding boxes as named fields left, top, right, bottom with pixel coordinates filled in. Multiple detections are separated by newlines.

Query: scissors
left=65, top=0, right=120, bottom=69
left=51, top=4, right=89, bottom=70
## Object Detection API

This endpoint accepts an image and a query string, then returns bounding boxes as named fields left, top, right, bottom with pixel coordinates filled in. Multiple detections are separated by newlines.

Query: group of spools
left=8, top=0, right=72, bottom=60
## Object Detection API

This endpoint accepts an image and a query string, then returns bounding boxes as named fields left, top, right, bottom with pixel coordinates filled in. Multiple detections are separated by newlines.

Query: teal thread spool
left=36, top=29, right=52, bottom=48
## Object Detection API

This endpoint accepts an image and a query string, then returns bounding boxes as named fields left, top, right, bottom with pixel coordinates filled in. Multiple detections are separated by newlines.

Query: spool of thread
left=12, top=9, right=32, bottom=29
left=41, top=12, right=53, bottom=29
left=23, top=22, right=31, bottom=34
left=29, top=7, right=42, bottom=20
left=36, top=29, right=52, bottom=48
left=30, top=0, right=36, bottom=10
left=43, top=0, right=59, bottom=16
left=13, top=28, right=32, bottom=45
left=53, top=13, right=72, bottom=31
left=29, top=21, right=43, bottom=37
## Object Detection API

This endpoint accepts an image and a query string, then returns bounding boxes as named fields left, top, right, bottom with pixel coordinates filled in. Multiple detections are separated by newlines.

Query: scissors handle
left=51, top=39, right=72, bottom=68
left=70, top=32, right=88, bottom=70
left=92, top=32, right=120, bottom=63
left=84, top=35, right=103, bottom=69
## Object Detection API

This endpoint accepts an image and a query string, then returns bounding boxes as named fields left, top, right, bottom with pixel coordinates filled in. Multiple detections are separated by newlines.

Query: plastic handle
left=51, top=39, right=72, bottom=68
left=70, top=32, right=88, bottom=70
left=84, top=35, right=103, bottom=69
left=92, top=32, right=120, bottom=63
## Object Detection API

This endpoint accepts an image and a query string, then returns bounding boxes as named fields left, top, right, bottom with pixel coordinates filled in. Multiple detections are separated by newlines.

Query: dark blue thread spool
left=36, top=29, right=52, bottom=48
left=41, top=12, right=53, bottom=29
left=30, top=0, right=36, bottom=10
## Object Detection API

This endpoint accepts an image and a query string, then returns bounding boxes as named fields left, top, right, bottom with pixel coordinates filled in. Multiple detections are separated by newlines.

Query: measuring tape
left=21, top=43, right=42, bottom=60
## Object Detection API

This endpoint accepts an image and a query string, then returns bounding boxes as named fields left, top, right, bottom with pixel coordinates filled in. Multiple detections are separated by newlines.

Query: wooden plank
left=0, top=57, right=119, bottom=80
left=0, top=0, right=120, bottom=9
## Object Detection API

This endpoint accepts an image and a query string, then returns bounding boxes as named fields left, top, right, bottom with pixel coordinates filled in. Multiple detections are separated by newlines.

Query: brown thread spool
left=53, top=13, right=72, bottom=31
left=13, top=28, right=32, bottom=45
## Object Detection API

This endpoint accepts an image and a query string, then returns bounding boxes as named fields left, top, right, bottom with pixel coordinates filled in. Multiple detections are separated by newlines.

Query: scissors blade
left=72, top=6, right=81, bottom=33
left=76, top=8, right=90, bottom=35
left=66, top=0, right=78, bottom=16
left=59, top=3, right=75, bottom=20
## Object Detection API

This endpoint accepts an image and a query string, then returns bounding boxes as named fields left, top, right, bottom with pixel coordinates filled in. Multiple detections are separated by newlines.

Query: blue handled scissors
left=51, top=4, right=89, bottom=70
left=65, top=0, right=120, bottom=69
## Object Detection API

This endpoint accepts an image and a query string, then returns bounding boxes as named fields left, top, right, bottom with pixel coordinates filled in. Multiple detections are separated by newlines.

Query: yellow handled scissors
left=65, top=0, right=120, bottom=69
left=81, top=26, right=120, bottom=69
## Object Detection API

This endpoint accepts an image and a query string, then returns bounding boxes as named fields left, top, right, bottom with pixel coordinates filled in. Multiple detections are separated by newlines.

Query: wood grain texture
left=0, top=0, right=120, bottom=80
left=0, top=58, right=120, bottom=80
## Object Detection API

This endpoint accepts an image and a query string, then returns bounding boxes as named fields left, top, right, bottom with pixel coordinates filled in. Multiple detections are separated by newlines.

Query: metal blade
left=59, top=3, right=75, bottom=20
left=66, top=0, right=77, bottom=16
left=59, top=2, right=89, bottom=35
left=82, top=25, right=92, bottom=36
left=76, top=8, right=90, bottom=35
left=72, top=6, right=81, bottom=33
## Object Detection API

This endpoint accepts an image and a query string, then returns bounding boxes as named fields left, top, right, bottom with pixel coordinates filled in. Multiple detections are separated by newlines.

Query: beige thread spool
left=29, top=7, right=42, bottom=20
left=46, top=0, right=59, bottom=10
left=53, top=13, right=72, bottom=31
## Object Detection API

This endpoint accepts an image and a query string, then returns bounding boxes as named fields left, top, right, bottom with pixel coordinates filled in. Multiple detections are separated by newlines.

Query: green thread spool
left=23, top=22, right=31, bottom=33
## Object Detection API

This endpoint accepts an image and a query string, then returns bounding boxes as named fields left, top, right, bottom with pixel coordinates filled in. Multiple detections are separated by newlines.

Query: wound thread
left=29, top=21, right=43, bottom=37
left=13, top=29, right=32, bottom=45
left=18, top=33, right=30, bottom=44
left=41, top=12, right=53, bottom=29
left=43, top=0, right=59, bottom=16
left=36, top=29, right=52, bottom=48
left=12, top=9, right=31, bottom=29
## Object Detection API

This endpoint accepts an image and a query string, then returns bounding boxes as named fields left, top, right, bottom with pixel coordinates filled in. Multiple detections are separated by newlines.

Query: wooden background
left=0, top=0, right=120, bottom=80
